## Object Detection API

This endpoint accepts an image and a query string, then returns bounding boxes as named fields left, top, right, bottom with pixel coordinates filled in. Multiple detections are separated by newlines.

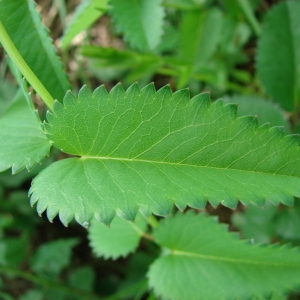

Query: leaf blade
left=0, top=93, right=51, bottom=174
left=29, top=84, right=300, bottom=226
left=88, top=213, right=147, bottom=259
left=110, top=0, right=164, bottom=51
left=148, top=212, right=300, bottom=299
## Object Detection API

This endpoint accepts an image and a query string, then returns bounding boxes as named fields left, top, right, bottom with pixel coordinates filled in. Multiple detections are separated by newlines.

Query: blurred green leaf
left=257, top=1, right=300, bottom=111
left=61, top=0, right=108, bottom=49
left=19, top=290, right=44, bottom=300
left=274, top=203, right=300, bottom=242
left=0, top=80, right=18, bottom=117
left=68, top=266, right=95, bottom=292
left=232, top=203, right=277, bottom=244
left=31, top=238, right=79, bottom=277
left=177, top=7, right=223, bottom=87
left=110, top=0, right=164, bottom=52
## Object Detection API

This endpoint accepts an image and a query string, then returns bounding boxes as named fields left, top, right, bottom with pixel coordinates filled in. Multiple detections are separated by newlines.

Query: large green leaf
left=61, top=0, right=108, bottom=49
left=257, top=1, right=300, bottom=111
left=0, top=92, right=51, bottom=173
left=88, top=213, right=147, bottom=258
left=110, top=0, right=164, bottom=52
left=148, top=212, right=300, bottom=299
left=0, top=0, right=70, bottom=102
left=30, top=84, right=300, bottom=226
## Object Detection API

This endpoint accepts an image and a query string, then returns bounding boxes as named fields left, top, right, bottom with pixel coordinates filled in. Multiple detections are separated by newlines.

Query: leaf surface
left=0, top=0, right=70, bottom=102
left=88, top=213, right=147, bottom=259
left=61, top=0, right=108, bottom=49
left=257, top=1, right=300, bottom=111
left=148, top=212, right=300, bottom=300
left=0, top=93, right=51, bottom=173
left=30, top=84, right=300, bottom=226
left=110, top=0, right=164, bottom=52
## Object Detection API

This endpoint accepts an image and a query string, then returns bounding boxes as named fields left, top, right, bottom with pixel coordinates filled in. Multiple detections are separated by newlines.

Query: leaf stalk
left=0, top=22, right=54, bottom=110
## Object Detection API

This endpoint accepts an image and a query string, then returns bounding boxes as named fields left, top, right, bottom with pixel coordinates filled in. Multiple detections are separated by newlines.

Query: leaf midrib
left=80, top=156, right=297, bottom=178
left=170, top=249, right=300, bottom=268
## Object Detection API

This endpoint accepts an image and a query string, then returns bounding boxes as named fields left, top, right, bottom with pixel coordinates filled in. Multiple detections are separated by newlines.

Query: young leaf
left=30, top=84, right=300, bottom=226
left=257, top=1, right=300, bottom=111
left=110, top=0, right=164, bottom=52
left=88, top=213, right=147, bottom=259
left=0, top=0, right=70, bottom=102
left=148, top=212, right=300, bottom=299
left=61, top=0, right=108, bottom=49
left=0, top=92, right=51, bottom=174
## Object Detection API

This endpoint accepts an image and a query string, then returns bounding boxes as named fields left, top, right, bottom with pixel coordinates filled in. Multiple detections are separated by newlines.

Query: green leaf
left=0, top=92, right=51, bottom=173
left=30, top=84, right=300, bottom=226
left=274, top=202, right=300, bottom=242
left=0, top=80, right=18, bottom=117
left=257, top=1, right=300, bottom=111
left=61, top=0, right=108, bottom=49
left=177, top=8, right=223, bottom=87
left=68, top=267, right=95, bottom=292
left=1, top=235, right=29, bottom=268
left=0, top=0, right=70, bottom=102
left=223, top=95, right=290, bottom=131
left=110, top=0, right=164, bottom=52
left=231, top=202, right=277, bottom=244
left=88, top=213, right=147, bottom=259
left=148, top=212, right=300, bottom=300
left=31, top=238, right=79, bottom=277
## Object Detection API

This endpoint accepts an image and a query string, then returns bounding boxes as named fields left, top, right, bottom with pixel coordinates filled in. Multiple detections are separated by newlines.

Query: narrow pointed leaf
left=0, top=0, right=70, bottom=102
left=257, top=1, right=300, bottom=111
left=177, top=8, right=223, bottom=86
left=148, top=212, right=300, bottom=299
left=30, top=84, right=300, bottom=226
left=61, top=0, right=108, bottom=49
left=110, top=0, right=164, bottom=52
left=0, top=93, right=51, bottom=174
left=88, top=213, right=147, bottom=259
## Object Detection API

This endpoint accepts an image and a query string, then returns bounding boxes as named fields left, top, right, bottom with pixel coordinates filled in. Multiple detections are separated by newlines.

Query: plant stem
left=147, top=214, right=159, bottom=228
left=237, top=0, right=261, bottom=37
left=0, top=264, right=100, bottom=299
left=0, top=22, right=54, bottom=110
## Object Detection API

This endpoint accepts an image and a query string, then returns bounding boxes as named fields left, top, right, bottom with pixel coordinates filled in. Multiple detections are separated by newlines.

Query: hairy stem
left=0, top=22, right=54, bottom=110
